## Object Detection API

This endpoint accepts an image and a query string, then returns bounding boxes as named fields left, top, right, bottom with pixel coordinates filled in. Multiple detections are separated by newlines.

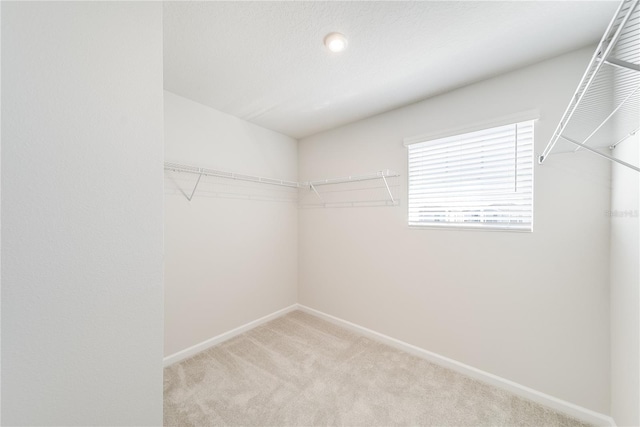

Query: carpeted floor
left=164, top=310, right=592, bottom=426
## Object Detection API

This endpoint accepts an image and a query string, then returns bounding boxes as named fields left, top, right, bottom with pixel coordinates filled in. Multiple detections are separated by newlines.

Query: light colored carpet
left=164, top=310, right=592, bottom=427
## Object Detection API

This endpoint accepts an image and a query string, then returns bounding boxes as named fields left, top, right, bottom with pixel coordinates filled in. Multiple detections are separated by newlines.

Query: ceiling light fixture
left=324, top=32, right=348, bottom=53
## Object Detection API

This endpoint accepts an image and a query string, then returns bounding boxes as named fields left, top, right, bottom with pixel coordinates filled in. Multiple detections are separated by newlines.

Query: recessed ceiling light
left=324, top=32, right=348, bottom=53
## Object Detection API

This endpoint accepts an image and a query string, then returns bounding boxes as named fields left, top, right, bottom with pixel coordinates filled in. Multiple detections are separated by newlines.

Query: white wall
left=1, top=3, right=164, bottom=425
left=610, top=133, right=639, bottom=426
left=1, top=2, right=4, bottom=420
left=164, top=91, right=298, bottom=357
left=298, top=47, right=612, bottom=413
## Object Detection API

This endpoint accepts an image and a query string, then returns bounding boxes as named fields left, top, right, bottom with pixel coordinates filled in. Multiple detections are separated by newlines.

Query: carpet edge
left=163, top=304, right=299, bottom=367
left=296, top=304, right=616, bottom=427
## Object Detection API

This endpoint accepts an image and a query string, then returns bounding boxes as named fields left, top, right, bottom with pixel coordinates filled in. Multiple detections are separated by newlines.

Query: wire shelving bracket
left=164, top=162, right=301, bottom=201
left=301, top=170, right=399, bottom=207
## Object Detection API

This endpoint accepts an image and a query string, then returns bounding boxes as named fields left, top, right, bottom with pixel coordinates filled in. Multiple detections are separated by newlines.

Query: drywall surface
left=164, top=91, right=298, bottom=357
left=2, top=3, right=164, bottom=425
left=1, top=2, right=3, bottom=421
left=610, top=134, right=639, bottom=426
left=298, top=47, right=611, bottom=413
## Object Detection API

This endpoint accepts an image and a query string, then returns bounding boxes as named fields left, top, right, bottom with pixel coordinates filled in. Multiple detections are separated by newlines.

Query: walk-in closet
left=2, top=1, right=638, bottom=426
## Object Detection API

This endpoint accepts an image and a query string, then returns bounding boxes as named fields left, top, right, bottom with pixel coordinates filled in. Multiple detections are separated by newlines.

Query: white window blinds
left=408, top=120, right=534, bottom=231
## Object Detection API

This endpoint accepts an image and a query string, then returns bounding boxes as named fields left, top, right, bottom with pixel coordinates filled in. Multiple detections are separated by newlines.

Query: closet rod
left=308, top=169, right=400, bottom=186
left=560, top=136, right=640, bottom=172
left=164, top=162, right=301, bottom=188
left=166, top=162, right=400, bottom=203
left=166, top=162, right=399, bottom=188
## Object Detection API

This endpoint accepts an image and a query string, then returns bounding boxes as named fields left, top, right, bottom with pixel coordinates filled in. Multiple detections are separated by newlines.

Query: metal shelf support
left=538, top=0, right=640, bottom=171
left=187, top=173, right=203, bottom=201
left=560, top=135, right=640, bottom=172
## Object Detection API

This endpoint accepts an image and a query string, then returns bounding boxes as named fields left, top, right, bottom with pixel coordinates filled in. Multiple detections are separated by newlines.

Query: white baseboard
left=163, top=304, right=298, bottom=367
left=297, top=304, right=616, bottom=427
left=163, top=303, right=615, bottom=427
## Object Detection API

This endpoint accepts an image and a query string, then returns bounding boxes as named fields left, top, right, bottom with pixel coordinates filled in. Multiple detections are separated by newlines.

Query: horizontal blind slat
left=408, top=125, right=532, bottom=152
left=408, top=136, right=531, bottom=159
left=409, top=170, right=532, bottom=186
left=407, top=120, right=534, bottom=230
left=409, top=149, right=533, bottom=167
left=409, top=123, right=533, bottom=151
left=409, top=142, right=532, bottom=166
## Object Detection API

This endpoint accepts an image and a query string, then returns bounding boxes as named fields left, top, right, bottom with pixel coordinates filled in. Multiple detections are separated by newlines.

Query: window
left=407, top=120, right=534, bottom=231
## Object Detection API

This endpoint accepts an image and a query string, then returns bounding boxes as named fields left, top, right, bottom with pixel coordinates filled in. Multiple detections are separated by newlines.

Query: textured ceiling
left=163, top=1, right=619, bottom=139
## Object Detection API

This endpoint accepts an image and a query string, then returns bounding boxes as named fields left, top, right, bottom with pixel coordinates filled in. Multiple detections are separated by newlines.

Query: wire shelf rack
left=539, top=0, right=639, bottom=172
left=164, top=162, right=400, bottom=206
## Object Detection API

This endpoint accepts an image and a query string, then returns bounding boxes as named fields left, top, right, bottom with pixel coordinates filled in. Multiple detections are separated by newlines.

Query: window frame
left=404, top=113, right=538, bottom=232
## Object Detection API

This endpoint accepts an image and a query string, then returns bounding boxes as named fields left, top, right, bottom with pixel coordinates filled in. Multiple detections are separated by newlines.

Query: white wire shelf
left=165, top=162, right=301, bottom=188
left=303, top=169, right=400, bottom=207
left=539, top=0, right=640, bottom=172
left=165, top=162, right=400, bottom=206
left=299, top=199, right=400, bottom=208
left=307, top=169, right=399, bottom=186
